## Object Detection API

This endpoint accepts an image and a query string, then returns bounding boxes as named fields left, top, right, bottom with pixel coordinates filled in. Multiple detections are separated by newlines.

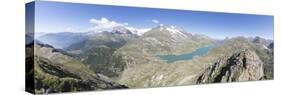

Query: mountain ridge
left=30, top=24, right=273, bottom=90
left=26, top=41, right=128, bottom=94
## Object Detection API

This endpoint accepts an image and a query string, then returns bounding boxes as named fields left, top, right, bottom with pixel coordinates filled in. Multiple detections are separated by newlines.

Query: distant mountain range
left=28, top=24, right=274, bottom=93
left=36, top=32, right=88, bottom=49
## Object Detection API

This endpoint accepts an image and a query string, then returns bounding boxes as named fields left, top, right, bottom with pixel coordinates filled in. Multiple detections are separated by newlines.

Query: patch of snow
left=262, top=45, right=270, bottom=50
left=165, top=26, right=187, bottom=39
left=136, top=28, right=151, bottom=35
left=126, top=27, right=151, bottom=35
left=166, top=27, right=186, bottom=37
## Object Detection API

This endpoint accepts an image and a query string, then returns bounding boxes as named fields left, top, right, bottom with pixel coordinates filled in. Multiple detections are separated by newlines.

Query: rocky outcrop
left=268, top=42, right=274, bottom=50
left=33, top=56, right=127, bottom=94
left=26, top=43, right=128, bottom=94
left=197, top=49, right=264, bottom=83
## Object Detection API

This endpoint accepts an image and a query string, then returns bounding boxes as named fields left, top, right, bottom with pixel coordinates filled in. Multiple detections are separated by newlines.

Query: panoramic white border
left=0, top=0, right=280, bottom=95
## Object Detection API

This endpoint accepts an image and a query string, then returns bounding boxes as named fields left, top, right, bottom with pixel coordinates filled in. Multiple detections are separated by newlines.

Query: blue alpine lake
left=159, top=45, right=216, bottom=63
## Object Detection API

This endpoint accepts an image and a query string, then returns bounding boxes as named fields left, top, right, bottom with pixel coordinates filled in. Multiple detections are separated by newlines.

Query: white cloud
left=89, top=17, right=128, bottom=32
left=65, top=27, right=74, bottom=32
left=88, top=17, right=151, bottom=35
left=152, top=19, right=159, bottom=24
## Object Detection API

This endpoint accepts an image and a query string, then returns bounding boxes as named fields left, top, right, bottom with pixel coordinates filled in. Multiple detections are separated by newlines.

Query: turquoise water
left=159, top=45, right=215, bottom=63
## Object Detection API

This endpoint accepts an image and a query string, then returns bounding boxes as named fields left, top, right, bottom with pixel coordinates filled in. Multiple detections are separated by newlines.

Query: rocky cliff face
left=197, top=49, right=264, bottom=83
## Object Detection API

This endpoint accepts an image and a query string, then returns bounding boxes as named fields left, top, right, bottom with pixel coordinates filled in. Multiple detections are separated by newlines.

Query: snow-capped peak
left=159, top=25, right=187, bottom=38
left=166, top=26, right=182, bottom=34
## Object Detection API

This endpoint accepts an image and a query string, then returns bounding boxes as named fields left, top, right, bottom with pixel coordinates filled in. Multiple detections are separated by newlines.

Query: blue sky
left=31, top=1, right=274, bottom=39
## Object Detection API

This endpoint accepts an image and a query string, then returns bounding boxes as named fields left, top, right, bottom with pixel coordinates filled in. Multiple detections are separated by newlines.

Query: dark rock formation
left=268, top=42, right=274, bottom=50
left=197, top=49, right=264, bottom=83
